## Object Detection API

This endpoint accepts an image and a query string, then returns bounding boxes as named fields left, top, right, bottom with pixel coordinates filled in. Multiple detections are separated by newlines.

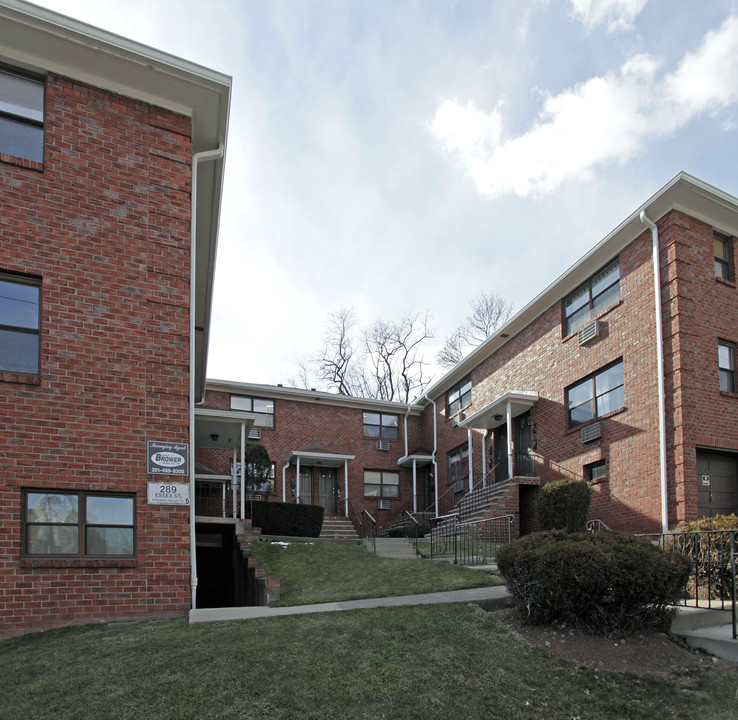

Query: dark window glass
left=584, top=460, right=607, bottom=483
left=564, top=259, right=620, bottom=335
left=363, top=470, right=400, bottom=498
left=448, top=445, right=469, bottom=484
left=363, top=411, right=399, bottom=439
left=230, top=395, right=275, bottom=427
left=24, top=491, right=135, bottom=557
left=567, top=360, right=625, bottom=428
left=715, top=232, right=733, bottom=281
left=0, top=275, right=40, bottom=374
left=0, top=68, right=44, bottom=163
left=719, top=342, right=735, bottom=393
left=447, top=377, right=472, bottom=416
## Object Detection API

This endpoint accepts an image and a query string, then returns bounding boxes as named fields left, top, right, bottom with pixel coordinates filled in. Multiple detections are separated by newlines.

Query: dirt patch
left=490, top=607, right=722, bottom=677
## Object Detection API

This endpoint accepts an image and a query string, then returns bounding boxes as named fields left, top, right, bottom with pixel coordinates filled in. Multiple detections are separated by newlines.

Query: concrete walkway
left=190, top=584, right=511, bottom=625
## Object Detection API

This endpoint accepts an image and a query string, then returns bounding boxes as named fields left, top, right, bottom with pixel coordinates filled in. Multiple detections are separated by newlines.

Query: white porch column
left=467, top=428, right=473, bottom=492
left=506, top=401, right=514, bottom=479
left=412, top=459, right=417, bottom=513
left=481, top=433, right=487, bottom=488
left=296, top=456, right=301, bottom=502
left=240, top=421, right=246, bottom=520
left=232, top=446, right=237, bottom=518
left=344, top=459, right=349, bottom=517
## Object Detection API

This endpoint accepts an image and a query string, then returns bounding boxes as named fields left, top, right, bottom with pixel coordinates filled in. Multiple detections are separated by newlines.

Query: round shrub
left=537, top=478, right=592, bottom=532
left=496, top=530, right=691, bottom=633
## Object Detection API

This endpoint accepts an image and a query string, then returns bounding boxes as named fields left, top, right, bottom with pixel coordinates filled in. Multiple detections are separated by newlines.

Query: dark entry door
left=515, top=413, right=533, bottom=476
left=299, top=468, right=314, bottom=505
left=319, top=468, right=337, bottom=515
left=494, top=428, right=508, bottom=483
left=697, top=452, right=738, bottom=517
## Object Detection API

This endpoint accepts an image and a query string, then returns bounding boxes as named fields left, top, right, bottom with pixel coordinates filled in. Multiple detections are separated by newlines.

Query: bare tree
left=438, top=291, right=513, bottom=369
left=290, top=307, right=435, bottom=402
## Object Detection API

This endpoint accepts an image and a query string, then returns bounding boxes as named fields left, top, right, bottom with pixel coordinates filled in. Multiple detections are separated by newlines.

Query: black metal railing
left=642, top=529, right=737, bottom=640
left=430, top=513, right=514, bottom=565
left=362, top=509, right=377, bottom=553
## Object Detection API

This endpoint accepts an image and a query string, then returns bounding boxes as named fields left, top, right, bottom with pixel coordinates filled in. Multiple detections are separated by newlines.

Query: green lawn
left=248, top=539, right=503, bottom=606
left=4, top=542, right=738, bottom=720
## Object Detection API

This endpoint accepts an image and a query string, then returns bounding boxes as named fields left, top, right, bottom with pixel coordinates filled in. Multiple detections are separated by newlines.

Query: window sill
left=716, top=276, right=736, bottom=289
left=562, top=300, right=622, bottom=343
left=21, top=557, right=138, bottom=569
left=0, top=153, right=44, bottom=172
left=0, top=370, right=41, bottom=385
left=720, top=391, right=738, bottom=400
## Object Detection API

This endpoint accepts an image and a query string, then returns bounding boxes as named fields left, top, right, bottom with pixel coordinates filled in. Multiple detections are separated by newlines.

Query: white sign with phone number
left=147, top=481, right=190, bottom=506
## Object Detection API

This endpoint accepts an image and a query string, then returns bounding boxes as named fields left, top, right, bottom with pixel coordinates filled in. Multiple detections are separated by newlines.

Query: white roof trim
left=459, top=391, right=539, bottom=430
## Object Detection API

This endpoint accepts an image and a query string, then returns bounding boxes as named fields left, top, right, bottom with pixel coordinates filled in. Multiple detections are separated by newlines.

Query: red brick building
left=0, top=2, right=230, bottom=636
left=199, top=174, right=738, bottom=540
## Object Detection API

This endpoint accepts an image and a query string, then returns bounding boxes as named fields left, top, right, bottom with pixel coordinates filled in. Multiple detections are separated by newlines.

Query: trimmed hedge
left=537, top=478, right=592, bottom=532
left=246, top=501, right=324, bottom=537
left=496, top=530, right=691, bottom=633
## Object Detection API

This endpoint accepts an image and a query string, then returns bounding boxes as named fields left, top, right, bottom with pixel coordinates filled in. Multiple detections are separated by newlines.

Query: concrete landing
left=671, top=607, right=738, bottom=662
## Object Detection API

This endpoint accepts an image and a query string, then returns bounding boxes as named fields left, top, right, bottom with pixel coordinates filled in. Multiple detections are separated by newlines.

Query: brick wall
left=197, top=390, right=426, bottom=521
left=423, top=211, right=738, bottom=534
left=0, top=74, right=193, bottom=636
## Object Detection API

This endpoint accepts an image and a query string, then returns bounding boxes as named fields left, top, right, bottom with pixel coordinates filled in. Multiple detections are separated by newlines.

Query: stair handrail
left=362, top=509, right=377, bottom=553
left=403, top=511, right=420, bottom=553
left=346, top=500, right=364, bottom=538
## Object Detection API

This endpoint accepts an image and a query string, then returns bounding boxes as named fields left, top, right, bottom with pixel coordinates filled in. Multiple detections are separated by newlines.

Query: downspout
left=282, top=460, right=290, bottom=502
left=403, top=404, right=411, bottom=459
left=467, top=428, right=473, bottom=492
left=640, top=211, right=669, bottom=533
left=422, top=396, right=439, bottom=518
left=189, top=145, right=224, bottom=611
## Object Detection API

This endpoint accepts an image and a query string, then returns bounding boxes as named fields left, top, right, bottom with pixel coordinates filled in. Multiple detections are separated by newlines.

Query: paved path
left=190, top=584, right=511, bottom=625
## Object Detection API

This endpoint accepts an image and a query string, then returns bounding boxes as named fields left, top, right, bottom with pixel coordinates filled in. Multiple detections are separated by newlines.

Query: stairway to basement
left=320, top=516, right=362, bottom=544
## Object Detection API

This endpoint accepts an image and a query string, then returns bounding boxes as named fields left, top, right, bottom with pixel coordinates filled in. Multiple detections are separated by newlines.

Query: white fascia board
left=422, top=172, right=738, bottom=403
left=206, top=379, right=425, bottom=415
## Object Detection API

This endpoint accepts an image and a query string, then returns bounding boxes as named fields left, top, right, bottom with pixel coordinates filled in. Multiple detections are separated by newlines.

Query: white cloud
left=430, top=15, right=738, bottom=199
left=570, top=0, right=648, bottom=31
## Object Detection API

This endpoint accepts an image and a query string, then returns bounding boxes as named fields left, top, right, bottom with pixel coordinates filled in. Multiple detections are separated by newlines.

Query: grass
left=5, top=606, right=738, bottom=720
left=4, top=543, right=738, bottom=720
left=248, top=539, right=503, bottom=606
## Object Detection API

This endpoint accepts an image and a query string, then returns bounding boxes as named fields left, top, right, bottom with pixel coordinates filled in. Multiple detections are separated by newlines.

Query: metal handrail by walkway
left=362, top=509, right=377, bottom=554
left=430, top=513, right=513, bottom=566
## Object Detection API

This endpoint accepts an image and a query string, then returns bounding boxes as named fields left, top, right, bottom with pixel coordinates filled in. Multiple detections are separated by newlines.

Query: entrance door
left=319, top=468, right=337, bottom=515
left=514, top=413, right=533, bottom=476
left=494, top=428, right=508, bottom=483
left=697, top=452, right=738, bottom=517
left=299, top=468, right=314, bottom=505
left=420, top=467, right=434, bottom=513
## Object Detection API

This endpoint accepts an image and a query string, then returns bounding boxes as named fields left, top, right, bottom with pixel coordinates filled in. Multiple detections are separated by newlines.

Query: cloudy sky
left=35, top=0, right=738, bottom=387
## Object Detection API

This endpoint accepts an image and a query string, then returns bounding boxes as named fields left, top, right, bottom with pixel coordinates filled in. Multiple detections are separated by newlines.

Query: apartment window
left=564, top=258, right=620, bottom=335
left=447, top=377, right=472, bottom=416
left=714, top=232, right=733, bottom=281
left=0, top=67, right=44, bottom=163
left=448, top=444, right=469, bottom=485
left=584, top=459, right=607, bottom=483
left=567, top=360, right=625, bottom=428
left=0, top=274, right=40, bottom=374
left=363, top=411, right=399, bottom=440
left=364, top=470, right=400, bottom=498
left=230, top=395, right=275, bottom=427
left=23, top=490, right=135, bottom=557
left=719, top=342, right=736, bottom=393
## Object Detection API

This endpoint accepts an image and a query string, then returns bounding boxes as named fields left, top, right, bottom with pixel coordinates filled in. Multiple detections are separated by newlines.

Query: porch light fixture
left=493, top=414, right=503, bottom=422
left=210, top=433, right=219, bottom=441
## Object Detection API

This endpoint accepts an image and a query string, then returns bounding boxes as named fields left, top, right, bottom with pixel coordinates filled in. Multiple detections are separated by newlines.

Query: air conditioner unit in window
left=577, top=320, right=599, bottom=346
left=248, top=427, right=262, bottom=440
left=378, top=499, right=390, bottom=510
left=376, top=439, right=389, bottom=451
left=580, top=422, right=601, bottom=443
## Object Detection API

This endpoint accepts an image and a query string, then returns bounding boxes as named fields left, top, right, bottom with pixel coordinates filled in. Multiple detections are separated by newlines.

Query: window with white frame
left=566, top=360, right=625, bottom=428
left=447, top=377, right=472, bottom=417
left=715, top=232, right=733, bottom=281
left=230, top=395, right=275, bottom=427
left=0, top=67, right=44, bottom=163
left=564, top=258, right=620, bottom=335
left=0, top=273, right=40, bottom=374
left=363, top=411, right=399, bottom=440
left=23, top=490, right=135, bottom=557
left=363, top=470, right=400, bottom=498
left=719, top=342, right=736, bottom=393
left=447, top=444, right=469, bottom=485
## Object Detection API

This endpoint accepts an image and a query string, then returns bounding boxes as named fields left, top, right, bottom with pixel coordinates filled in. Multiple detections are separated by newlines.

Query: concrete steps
left=320, top=516, right=362, bottom=544
left=365, top=537, right=419, bottom=559
left=671, top=607, right=738, bottom=662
